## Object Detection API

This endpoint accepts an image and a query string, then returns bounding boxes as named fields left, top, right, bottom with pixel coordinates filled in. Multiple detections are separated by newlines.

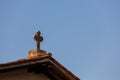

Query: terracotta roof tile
left=0, top=53, right=51, bottom=68
left=0, top=53, right=80, bottom=80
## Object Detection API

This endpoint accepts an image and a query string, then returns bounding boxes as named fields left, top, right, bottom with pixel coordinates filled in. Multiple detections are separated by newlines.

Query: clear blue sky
left=0, top=0, right=120, bottom=80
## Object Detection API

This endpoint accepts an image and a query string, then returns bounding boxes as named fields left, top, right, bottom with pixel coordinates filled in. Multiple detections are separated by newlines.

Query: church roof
left=0, top=53, right=79, bottom=80
left=0, top=30, right=80, bottom=80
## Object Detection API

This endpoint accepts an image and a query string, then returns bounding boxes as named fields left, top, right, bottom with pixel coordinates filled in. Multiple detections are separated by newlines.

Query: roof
left=0, top=53, right=80, bottom=80
left=0, top=30, right=80, bottom=80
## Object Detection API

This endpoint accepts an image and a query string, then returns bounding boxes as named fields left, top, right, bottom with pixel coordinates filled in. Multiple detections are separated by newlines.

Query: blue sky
left=0, top=0, right=120, bottom=80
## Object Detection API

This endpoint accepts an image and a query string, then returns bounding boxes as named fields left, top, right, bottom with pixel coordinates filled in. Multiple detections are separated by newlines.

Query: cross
left=33, top=30, right=43, bottom=51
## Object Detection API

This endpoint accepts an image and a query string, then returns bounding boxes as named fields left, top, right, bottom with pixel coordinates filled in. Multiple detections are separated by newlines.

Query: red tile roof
left=0, top=53, right=80, bottom=80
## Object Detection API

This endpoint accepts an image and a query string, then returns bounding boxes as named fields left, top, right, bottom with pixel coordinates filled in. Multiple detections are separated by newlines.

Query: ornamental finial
left=33, top=30, right=43, bottom=51
left=27, top=30, right=51, bottom=58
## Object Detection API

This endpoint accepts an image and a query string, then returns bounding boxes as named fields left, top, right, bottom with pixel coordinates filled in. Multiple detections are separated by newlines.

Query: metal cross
left=33, top=30, right=43, bottom=51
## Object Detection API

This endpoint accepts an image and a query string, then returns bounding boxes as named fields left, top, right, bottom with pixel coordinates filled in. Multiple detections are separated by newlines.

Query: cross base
left=27, top=49, right=48, bottom=58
